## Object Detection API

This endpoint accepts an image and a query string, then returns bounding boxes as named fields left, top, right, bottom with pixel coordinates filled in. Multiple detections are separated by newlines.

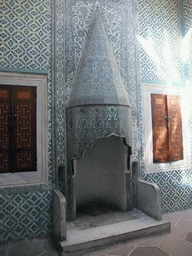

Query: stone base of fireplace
left=54, top=209, right=170, bottom=256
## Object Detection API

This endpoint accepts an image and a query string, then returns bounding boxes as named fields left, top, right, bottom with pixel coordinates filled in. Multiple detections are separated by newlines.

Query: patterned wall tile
left=0, top=0, right=53, bottom=242
left=137, top=0, right=185, bottom=85
left=55, top=0, right=66, bottom=173
left=138, top=0, right=192, bottom=214
left=0, top=189, right=53, bottom=241
left=64, top=0, right=139, bottom=164
left=1, top=0, right=192, bottom=243
left=144, top=169, right=192, bottom=213
left=184, top=0, right=192, bottom=81
left=0, top=0, right=50, bottom=71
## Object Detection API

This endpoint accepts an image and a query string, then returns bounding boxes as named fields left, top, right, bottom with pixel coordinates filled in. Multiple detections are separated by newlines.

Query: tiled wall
left=0, top=0, right=51, bottom=72
left=0, top=0, right=53, bottom=242
left=138, top=0, right=192, bottom=213
left=184, top=0, right=192, bottom=81
left=1, top=0, right=192, bottom=243
left=137, top=0, right=184, bottom=85
left=0, top=186, right=52, bottom=241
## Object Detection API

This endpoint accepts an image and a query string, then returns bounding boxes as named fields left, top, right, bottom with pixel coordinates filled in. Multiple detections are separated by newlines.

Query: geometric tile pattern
left=137, top=0, right=185, bottom=85
left=0, top=0, right=53, bottom=243
left=144, top=169, right=192, bottom=214
left=139, top=0, right=192, bottom=214
left=184, top=0, right=192, bottom=81
left=0, top=190, right=52, bottom=241
left=1, top=0, right=191, bottom=244
left=0, top=0, right=50, bottom=71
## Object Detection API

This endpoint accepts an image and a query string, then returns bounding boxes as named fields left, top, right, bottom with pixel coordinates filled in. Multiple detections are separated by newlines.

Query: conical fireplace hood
left=66, top=7, right=132, bottom=163
left=66, top=7, right=132, bottom=222
left=67, top=7, right=130, bottom=108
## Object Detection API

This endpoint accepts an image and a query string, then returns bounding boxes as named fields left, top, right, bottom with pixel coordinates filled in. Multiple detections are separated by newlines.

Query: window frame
left=0, top=72, right=48, bottom=187
left=142, top=83, right=190, bottom=173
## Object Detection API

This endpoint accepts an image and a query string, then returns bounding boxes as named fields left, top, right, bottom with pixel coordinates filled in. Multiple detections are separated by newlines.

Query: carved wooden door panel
left=151, top=93, right=183, bottom=163
left=0, top=85, right=37, bottom=173
left=167, top=95, right=183, bottom=161
left=0, top=85, right=11, bottom=173
left=151, top=94, right=169, bottom=163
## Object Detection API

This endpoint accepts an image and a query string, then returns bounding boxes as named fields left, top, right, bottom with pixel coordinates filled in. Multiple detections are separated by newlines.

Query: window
left=142, top=83, right=190, bottom=173
left=0, top=72, right=48, bottom=187
left=151, top=94, right=183, bottom=163
left=0, top=85, right=37, bottom=173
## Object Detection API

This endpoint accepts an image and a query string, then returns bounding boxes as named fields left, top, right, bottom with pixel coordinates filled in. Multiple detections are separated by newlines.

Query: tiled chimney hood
left=66, top=8, right=132, bottom=220
left=67, top=7, right=132, bottom=156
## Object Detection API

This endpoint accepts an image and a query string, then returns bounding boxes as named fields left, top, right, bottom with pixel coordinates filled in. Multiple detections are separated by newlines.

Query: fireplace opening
left=71, top=135, right=132, bottom=220
left=76, top=199, right=119, bottom=217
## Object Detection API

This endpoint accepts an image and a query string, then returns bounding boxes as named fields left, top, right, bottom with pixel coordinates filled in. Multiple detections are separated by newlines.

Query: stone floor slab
left=185, top=232, right=192, bottom=244
left=7, top=240, right=44, bottom=256
left=129, top=246, right=169, bottom=256
left=160, top=238, right=192, bottom=255
left=161, top=225, right=187, bottom=241
left=133, top=235, right=163, bottom=246
left=176, top=219, right=192, bottom=232
left=105, top=243, right=135, bottom=255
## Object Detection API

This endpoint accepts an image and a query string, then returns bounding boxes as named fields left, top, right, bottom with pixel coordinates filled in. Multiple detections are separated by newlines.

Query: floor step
left=59, top=213, right=171, bottom=255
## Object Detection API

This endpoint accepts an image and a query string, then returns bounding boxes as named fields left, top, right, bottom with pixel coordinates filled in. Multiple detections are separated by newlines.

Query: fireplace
left=73, top=135, right=132, bottom=219
left=66, top=7, right=132, bottom=221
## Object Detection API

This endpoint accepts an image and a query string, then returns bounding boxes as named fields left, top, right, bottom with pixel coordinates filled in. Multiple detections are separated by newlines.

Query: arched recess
left=66, top=122, right=132, bottom=220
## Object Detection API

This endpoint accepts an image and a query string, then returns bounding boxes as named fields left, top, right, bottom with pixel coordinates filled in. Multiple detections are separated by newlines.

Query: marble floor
left=1, top=208, right=192, bottom=256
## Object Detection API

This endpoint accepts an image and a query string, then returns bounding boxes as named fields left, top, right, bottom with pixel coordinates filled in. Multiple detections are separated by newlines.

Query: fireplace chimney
left=66, top=7, right=132, bottom=220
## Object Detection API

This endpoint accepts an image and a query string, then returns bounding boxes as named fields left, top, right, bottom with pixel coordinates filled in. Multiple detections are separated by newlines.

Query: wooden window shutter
left=0, top=85, right=11, bottom=173
left=151, top=94, right=183, bottom=163
left=167, top=95, right=183, bottom=161
left=151, top=94, right=169, bottom=163
left=0, top=85, right=37, bottom=173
